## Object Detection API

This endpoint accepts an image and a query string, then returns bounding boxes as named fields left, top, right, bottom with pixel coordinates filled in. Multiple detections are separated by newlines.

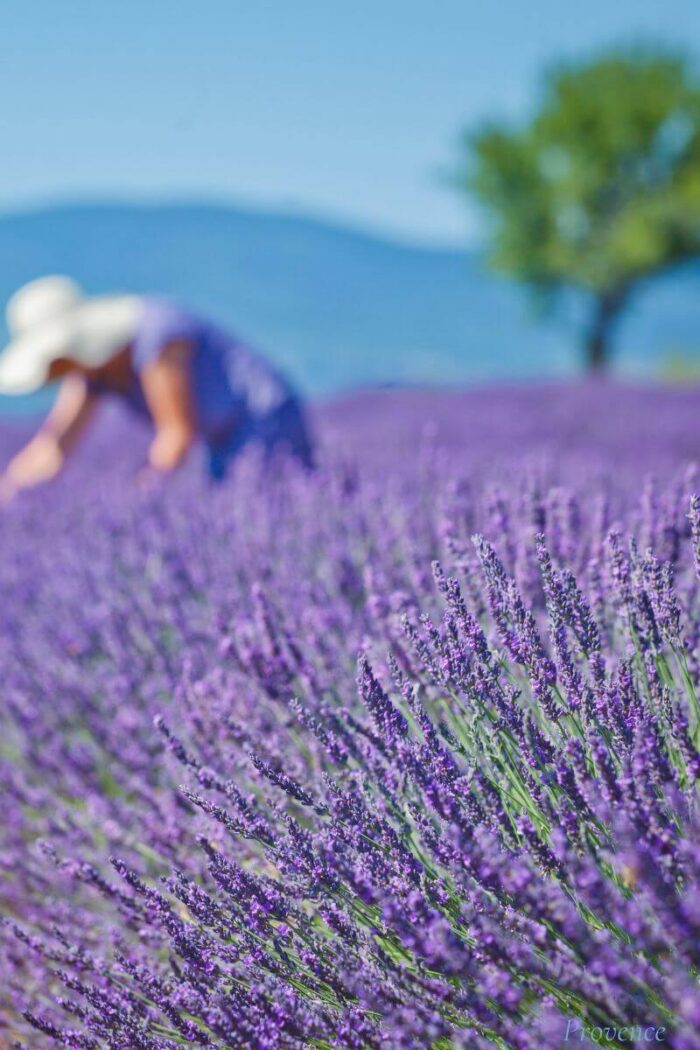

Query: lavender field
left=2, top=383, right=700, bottom=1049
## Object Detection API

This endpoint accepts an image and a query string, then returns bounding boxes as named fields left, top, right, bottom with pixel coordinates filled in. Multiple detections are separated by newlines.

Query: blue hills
left=0, top=201, right=698, bottom=406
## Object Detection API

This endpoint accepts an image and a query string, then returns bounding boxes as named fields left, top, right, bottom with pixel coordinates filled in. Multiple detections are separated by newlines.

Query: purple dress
left=96, top=298, right=313, bottom=478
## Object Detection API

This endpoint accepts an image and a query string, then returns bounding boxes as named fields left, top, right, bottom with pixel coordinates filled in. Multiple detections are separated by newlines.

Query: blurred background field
left=3, top=382, right=699, bottom=501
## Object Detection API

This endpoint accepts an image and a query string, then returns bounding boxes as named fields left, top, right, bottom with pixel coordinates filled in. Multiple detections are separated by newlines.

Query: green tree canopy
left=459, top=49, right=700, bottom=370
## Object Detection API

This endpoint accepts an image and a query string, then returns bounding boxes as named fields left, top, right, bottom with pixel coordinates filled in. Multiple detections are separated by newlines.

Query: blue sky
left=1, top=1, right=698, bottom=245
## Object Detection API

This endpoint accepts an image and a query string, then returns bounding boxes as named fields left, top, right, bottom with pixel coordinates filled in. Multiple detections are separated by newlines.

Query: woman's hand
left=0, top=376, right=96, bottom=499
left=147, top=425, right=195, bottom=472
left=6, top=432, right=64, bottom=489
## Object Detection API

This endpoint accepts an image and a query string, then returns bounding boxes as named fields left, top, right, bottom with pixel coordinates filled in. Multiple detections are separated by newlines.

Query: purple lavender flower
left=1, top=385, right=700, bottom=1048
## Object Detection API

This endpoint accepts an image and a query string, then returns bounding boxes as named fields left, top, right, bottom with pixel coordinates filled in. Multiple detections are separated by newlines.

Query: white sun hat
left=0, top=275, right=143, bottom=395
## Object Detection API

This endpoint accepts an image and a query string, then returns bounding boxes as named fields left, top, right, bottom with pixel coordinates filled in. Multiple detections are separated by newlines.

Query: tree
left=458, top=49, right=700, bottom=371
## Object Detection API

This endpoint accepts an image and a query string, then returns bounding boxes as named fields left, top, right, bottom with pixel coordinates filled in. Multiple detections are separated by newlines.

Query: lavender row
left=0, top=387, right=699, bottom=1048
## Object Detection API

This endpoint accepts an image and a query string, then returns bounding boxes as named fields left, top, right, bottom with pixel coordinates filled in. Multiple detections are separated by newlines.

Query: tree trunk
left=584, top=292, right=625, bottom=373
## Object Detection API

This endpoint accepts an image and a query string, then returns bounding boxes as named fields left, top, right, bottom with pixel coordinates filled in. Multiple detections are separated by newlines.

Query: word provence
left=565, top=1019, right=666, bottom=1043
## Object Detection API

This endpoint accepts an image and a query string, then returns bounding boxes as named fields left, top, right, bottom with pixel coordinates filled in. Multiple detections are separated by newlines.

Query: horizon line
left=0, top=191, right=477, bottom=255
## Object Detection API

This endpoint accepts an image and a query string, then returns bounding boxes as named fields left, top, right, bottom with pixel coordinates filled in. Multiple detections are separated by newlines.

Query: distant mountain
left=0, top=202, right=698, bottom=407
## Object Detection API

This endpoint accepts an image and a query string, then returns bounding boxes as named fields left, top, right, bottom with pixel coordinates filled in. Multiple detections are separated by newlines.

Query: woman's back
left=129, top=298, right=296, bottom=443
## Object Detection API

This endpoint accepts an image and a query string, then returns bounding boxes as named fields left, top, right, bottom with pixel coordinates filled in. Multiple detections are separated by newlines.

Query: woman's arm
left=1, top=375, right=96, bottom=498
left=139, top=340, right=196, bottom=472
